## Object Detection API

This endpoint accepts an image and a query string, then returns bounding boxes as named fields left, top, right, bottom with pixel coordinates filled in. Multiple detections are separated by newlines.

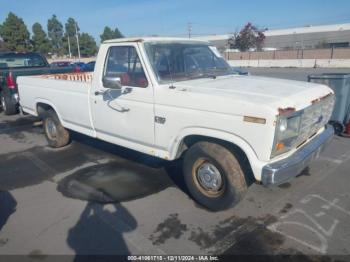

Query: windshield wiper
left=202, top=73, right=217, bottom=79
left=187, top=72, right=217, bottom=80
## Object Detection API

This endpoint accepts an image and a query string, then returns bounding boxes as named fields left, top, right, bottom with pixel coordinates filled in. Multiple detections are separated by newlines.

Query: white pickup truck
left=18, top=37, right=335, bottom=210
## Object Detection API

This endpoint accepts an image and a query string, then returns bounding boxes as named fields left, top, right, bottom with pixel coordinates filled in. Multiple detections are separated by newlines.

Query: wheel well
left=36, top=103, right=54, bottom=118
left=180, top=135, right=256, bottom=185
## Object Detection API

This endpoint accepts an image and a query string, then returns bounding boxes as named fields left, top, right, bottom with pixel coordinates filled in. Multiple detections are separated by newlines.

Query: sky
left=1, top=0, right=350, bottom=43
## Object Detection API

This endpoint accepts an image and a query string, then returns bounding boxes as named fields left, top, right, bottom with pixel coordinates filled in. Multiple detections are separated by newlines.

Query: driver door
left=91, top=44, right=155, bottom=150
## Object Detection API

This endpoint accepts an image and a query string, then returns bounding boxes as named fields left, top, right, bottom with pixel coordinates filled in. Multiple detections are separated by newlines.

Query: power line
left=75, top=22, right=81, bottom=61
left=187, top=22, right=192, bottom=39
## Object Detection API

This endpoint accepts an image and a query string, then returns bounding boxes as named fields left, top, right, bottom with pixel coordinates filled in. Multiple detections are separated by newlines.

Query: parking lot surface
left=1, top=69, right=350, bottom=259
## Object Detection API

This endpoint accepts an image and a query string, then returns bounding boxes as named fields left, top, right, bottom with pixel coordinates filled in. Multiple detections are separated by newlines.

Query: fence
left=225, top=48, right=350, bottom=60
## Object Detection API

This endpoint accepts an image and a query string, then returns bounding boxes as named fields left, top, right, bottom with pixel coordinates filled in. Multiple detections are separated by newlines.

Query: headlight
left=279, top=118, right=288, bottom=132
left=272, top=112, right=302, bottom=157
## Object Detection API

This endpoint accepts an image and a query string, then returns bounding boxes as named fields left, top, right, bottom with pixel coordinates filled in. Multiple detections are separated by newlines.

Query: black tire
left=1, top=93, right=18, bottom=115
left=183, top=141, right=248, bottom=211
left=43, top=110, right=70, bottom=148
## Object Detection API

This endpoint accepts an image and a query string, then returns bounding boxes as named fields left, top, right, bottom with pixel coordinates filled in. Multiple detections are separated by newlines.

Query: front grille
left=296, top=95, right=335, bottom=146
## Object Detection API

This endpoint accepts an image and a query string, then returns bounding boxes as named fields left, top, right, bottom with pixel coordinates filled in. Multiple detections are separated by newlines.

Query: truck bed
left=17, top=73, right=94, bottom=137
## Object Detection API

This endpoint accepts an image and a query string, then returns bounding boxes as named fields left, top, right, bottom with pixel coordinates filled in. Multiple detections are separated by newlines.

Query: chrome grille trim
left=296, top=95, right=335, bottom=146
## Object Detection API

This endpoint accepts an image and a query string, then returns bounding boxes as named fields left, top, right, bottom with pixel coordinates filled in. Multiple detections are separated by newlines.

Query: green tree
left=65, top=17, right=79, bottom=37
left=113, top=27, right=123, bottom=39
left=100, top=26, right=124, bottom=42
left=229, top=23, right=265, bottom=51
left=79, top=33, right=97, bottom=57
left=0, top=12, right=31, bottom=52
left=32, top=22, right=51, bottom=55
left=47, top=15, right=64, bottom=55
left=64, top=17, right=79, bottom=56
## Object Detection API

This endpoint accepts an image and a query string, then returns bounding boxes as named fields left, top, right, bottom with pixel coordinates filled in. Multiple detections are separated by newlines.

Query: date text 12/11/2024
left=128, top=255, right=219, bottom=261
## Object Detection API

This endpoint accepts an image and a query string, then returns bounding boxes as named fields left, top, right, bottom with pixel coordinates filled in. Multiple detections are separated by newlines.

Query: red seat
left=120, top=73, right=130, bottom=86
left=137, top=77, right=148, bottom=88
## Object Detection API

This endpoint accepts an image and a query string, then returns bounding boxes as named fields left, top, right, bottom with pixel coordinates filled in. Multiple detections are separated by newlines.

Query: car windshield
left=0, top=53, right=47, bottom=69
left=144, top=42, right=236, bottom=83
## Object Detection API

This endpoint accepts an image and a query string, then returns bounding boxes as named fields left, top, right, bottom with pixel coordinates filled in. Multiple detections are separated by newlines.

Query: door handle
left=121, top=87, right=132, bottom=94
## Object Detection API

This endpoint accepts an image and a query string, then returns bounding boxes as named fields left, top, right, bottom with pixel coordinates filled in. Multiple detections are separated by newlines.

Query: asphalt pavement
left=1, top=69, right=350, bottom=260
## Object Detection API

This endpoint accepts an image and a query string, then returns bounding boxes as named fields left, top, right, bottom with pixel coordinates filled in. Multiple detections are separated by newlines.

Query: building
left=192, top=34, right=234, bottom=51
left=264, top=23, right=350, bottom=50
left=194, top=23, right=350, bottom=50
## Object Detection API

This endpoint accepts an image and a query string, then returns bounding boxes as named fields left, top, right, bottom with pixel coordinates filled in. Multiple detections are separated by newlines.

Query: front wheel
left=183, top=141, right=248, bottom=211
left=43, top=110, right=70, bottom=148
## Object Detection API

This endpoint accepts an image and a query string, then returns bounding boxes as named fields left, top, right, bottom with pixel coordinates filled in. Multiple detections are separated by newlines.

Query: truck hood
left=174, top=74, right=333, bottom=114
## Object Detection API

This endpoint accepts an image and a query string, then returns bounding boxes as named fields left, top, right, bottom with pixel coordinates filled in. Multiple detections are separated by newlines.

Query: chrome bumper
left=261, top=126, right=334, bottom=186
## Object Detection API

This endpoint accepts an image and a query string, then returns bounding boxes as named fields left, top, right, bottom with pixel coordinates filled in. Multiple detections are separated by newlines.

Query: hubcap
left=46, top=118, right=58, bottom=140
left=196, top=162, right=223, bottom=192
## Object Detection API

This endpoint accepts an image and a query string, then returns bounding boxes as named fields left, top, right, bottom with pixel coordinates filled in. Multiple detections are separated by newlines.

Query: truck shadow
left=57, top=131, right=188, bottom=204
left=0, top=115, right=39, bottom=131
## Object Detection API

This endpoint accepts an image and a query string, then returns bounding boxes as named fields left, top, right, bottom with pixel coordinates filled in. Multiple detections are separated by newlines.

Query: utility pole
left=75, top=22, right=81, bottom=61
left=188, top=22, right=192, bottom=39
left=67, top=35, right=72, bottom=58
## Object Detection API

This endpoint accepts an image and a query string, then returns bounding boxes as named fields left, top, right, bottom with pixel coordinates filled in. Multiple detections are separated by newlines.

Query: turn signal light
left=276, top=143, right=285, bottom=151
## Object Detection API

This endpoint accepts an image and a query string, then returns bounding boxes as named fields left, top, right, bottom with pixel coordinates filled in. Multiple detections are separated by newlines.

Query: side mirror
left=102, top=76, right=122, bottom=89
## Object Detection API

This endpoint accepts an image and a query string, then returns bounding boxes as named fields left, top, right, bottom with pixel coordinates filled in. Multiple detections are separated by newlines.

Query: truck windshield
left=144, top=42, right=235, bottom=83
left=0, top=53, right=47, bottom=69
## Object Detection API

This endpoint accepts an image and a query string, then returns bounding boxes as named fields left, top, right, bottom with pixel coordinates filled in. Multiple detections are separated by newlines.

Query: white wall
left=228, top=59, right=350, bottom=68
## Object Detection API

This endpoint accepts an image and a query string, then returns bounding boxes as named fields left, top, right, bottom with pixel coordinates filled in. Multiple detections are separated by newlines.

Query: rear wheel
left=43, top=110, right=70, bottom=148
left=183, top=141, right=248, bottom=211
left=1, top=93, right=18, bottom=115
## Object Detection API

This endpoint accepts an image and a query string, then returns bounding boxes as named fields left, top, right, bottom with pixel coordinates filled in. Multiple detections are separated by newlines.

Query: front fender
left=169, top=127, right=265, bottom=181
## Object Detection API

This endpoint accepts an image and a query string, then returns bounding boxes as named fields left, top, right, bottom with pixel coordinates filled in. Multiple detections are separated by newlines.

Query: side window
left=104, top=46, right=148, bottom=88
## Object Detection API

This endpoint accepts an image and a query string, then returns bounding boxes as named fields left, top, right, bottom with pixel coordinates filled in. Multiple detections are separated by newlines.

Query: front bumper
left=261, top=126, right=334, bottom=186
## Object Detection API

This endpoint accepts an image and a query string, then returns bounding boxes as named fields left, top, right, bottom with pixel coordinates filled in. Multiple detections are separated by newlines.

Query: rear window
left=0, top=53, right=47, bottom=69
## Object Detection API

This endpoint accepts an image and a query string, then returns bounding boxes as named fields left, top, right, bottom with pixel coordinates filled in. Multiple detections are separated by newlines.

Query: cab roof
left=102, top=37, right=209, bottom=44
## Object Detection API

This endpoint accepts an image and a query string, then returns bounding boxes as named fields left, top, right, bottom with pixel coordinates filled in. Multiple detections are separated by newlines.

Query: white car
left=18, top=37, right=335, bottom=210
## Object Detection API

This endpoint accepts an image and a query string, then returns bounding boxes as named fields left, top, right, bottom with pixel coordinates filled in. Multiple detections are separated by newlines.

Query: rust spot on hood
left=278, top=107, right=296, bottom=115
left=311, top=92, right=333, bottom=104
